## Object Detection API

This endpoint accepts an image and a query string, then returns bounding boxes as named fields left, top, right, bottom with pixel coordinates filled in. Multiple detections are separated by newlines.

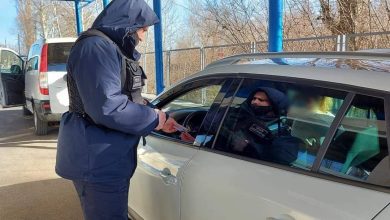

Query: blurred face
left=136, top=26, right=149, bottom=42
left=251, top=91, right=271, bottom=107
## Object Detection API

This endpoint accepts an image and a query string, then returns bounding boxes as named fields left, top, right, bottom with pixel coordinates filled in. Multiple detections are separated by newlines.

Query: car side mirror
left=63, top=74, right=67, bottom=82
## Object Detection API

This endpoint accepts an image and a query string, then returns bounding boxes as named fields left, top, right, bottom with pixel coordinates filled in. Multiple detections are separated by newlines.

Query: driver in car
left=228, top=87, right=300, bottom=165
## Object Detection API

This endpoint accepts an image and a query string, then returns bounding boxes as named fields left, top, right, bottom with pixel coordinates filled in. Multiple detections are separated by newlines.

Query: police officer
left=55, top=0, right=178, bottom=219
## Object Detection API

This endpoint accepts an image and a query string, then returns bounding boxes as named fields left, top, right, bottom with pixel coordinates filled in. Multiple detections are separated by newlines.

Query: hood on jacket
left=91, top=0, right=159, bottom=60
left=242, top=87, right=289, bottom=116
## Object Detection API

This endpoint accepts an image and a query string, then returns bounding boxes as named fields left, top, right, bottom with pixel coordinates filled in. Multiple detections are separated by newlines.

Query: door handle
left=159, top=168, right=177, bottom=185
left=266, top=214, right=295, bottom=220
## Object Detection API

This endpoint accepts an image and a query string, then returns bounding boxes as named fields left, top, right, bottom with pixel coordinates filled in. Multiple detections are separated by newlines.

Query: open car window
left=0, top=50, right=23, bottom=74
left=162, top=85, right=221, bottom=112
left=212, top=78, right=348, bottom=168
left=154, top=81, right=225, bottom=144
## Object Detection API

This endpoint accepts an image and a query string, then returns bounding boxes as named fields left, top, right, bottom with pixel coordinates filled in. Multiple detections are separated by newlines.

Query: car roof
left=186, top=52, right=390, bottom=93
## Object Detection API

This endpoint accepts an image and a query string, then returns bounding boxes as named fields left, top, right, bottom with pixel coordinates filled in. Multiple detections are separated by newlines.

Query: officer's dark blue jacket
left=56, top=0, right=159, bottom=182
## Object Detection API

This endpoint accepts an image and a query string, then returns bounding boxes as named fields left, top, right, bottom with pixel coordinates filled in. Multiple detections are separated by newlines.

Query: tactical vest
left=68, top=29, right=147, bottom=120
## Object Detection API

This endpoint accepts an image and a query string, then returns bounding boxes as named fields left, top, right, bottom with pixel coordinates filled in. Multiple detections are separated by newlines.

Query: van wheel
left=23, top=105, right=32, bottom=116
left=33, top=109, right=48, bottom=135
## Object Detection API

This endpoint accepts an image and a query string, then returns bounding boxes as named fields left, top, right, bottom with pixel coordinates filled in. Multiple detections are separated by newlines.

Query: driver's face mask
left=251, top=105, right=273, bottom=116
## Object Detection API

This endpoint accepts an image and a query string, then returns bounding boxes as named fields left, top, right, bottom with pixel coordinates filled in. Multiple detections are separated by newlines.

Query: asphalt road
left=0, top=106, right=83, bottom=220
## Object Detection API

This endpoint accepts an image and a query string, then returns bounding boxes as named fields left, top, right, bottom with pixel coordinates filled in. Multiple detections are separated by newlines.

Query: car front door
left=128, top=78, right=233, bottom=220
left=0, top=49, right=24, bottom=107
left=180, top=77, right=390, bottom=220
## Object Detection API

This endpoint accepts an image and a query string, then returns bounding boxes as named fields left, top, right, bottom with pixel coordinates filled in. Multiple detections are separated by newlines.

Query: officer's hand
left=154, top=110, right=167, bottom=131
left=180, top=132, right=195, bottom=142
left=162, top=117, right=179, bottom=133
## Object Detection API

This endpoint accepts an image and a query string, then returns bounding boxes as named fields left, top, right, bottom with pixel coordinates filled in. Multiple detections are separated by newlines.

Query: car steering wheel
left=182, top=110, right=207, bottom=134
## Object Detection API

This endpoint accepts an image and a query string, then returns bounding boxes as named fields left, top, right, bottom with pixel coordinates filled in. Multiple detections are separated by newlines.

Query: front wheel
left=33, top=109, right=48, bottom=135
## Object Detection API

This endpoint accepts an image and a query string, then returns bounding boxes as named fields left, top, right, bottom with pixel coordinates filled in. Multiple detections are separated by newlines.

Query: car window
left=155, top=83, right=224, bottom=143
left=47, top=43, right=73, bottom=71
left=163, top=85, right=221, bottom=112
left=212, top=79, right=348, bottom=169
left=26, top=57, right=39, bottom=71
left=320, top=95, right=389, bottom=187
left=0, top=50, right=22, bottom=74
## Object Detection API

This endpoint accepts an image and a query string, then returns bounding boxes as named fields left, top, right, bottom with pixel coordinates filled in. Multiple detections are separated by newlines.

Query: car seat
left=341, top=126, right=380, bottom=173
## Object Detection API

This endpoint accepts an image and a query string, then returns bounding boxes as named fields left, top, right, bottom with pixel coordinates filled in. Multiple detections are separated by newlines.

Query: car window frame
left=0, top=50, right=23, bottom=74
left=311, top=92, right=356, bottom=171
left=385, top=95, right=390, bottom=167
left=204, top=72, right=390, bottom=193
left=26, top=56, right=39, bottom=72
left=150, top=77, right=234, bottom=147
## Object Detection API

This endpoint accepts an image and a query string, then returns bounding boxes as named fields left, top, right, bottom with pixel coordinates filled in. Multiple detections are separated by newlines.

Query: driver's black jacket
left=220, top=87, right=300, bottom=165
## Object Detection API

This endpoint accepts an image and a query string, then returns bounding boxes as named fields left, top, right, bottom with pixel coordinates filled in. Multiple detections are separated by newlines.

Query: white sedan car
left=128, top=52, right=390, bottom=220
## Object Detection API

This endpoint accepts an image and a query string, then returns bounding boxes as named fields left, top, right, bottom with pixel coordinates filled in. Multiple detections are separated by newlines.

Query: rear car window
left=320, top=95, right=389, bottom=187
left=47, top=43, right=73, bottom=71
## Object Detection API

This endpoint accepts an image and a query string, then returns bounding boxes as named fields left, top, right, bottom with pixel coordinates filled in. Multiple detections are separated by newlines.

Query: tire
left=33, top=109, right=48, bottom=135
left=23, top=105, right=32, bottom=116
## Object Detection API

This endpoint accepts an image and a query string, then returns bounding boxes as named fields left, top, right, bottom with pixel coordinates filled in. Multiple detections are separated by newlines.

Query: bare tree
left=15, top=0, right=36, bottom=53
left=188, top=0, right=268, bottom=46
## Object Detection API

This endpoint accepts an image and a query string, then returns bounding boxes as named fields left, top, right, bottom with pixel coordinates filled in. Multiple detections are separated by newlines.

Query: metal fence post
left=344, top=34, right=349, bottom=51
left=166, top=51, right=171, bottom=87
left=74, top=1, right=83, bottom=35
left=200, top=47, right=206, bottom=104
left=341, top=35, right=347, bottom=51
left=200, top=47, right=205, bottom=70
left=251, top=42, right=257, bottom=53
left=336, top=35, right=341, bottom=51
left=336, top=35, right=347, bottom=52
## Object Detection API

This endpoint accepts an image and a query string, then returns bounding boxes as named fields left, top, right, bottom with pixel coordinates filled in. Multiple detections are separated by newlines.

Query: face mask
left=251, top=105, right=273, bottom=115
left=131, top=32, right=140, bottom=47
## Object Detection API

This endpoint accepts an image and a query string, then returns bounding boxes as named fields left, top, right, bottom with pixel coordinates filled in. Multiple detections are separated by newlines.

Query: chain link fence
left=141, top=31, right=390, bottom=94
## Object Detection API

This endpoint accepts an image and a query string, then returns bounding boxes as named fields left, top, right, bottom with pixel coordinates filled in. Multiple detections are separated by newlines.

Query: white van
left=24, top=38, right=76, bottom=135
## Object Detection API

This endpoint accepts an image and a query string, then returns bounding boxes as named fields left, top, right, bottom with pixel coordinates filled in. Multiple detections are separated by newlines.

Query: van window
left=47, top=43, right=74, bottom=71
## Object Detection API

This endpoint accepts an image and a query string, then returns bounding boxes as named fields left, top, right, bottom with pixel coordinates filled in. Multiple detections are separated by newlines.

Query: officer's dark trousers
left=73, top=178, right=130, bottom=220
